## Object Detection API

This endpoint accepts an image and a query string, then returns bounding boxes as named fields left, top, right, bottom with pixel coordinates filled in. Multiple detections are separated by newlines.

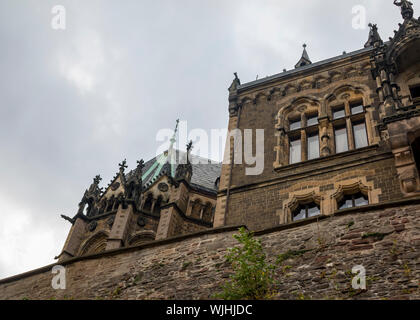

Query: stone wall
left=0, top=199, right=419, bottom=300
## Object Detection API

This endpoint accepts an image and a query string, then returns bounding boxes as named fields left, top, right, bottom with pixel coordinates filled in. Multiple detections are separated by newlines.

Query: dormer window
left=292, top=202, right=320, bottom=221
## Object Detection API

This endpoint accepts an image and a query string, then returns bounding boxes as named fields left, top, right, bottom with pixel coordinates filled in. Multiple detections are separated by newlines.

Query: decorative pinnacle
left=137, top=159, right=145, bottom=169
left=186, top=140, right=193, bottom=152
left=186, top=140, right=193, bottom=163
left=93, top=175, right=102, bottom=185
left=170, top=119, right=180, bottom=144
left=119, top=159, right=128, bottom=173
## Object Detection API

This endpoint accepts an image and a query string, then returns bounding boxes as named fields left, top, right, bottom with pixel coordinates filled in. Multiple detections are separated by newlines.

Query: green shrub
left=215, top=227, right=276, bottom=300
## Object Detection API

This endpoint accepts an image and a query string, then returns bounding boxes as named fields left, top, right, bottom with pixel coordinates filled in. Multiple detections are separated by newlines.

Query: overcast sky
left=0, top=0, right=408, bottom=279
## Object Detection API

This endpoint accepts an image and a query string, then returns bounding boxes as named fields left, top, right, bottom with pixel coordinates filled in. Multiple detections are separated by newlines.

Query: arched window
left=79, top=232, right=109, bottom=256
left=286, top=106, right=320, bottom=165
left=128, top=231, right=156, bottom=246
left=106, top=196, right=115, bottom=212
left=202, top=203, right=213, bottom=223
left=191, top=199, right=202, bottom=219
left=331, top=180, right=374, bottom=212
left=143, top=193, right=153, bottom=212
left=292, top=202, right=320, bottom=221
left=154, top=196, right=163, bottom=214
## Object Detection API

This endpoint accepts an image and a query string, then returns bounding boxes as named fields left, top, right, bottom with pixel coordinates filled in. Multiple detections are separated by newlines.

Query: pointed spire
left=229, top=72, right=241, bottom=93
left=168, top=119, right=179, bottom=168
left=295, top=44, right=312, bottom=69
left=364, top=23, right=383, bottom=48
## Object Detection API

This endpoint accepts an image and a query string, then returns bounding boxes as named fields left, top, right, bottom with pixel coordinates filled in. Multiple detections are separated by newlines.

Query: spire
left=295, top=44, right=312, bottom=69
left=168, top=119, right=179, bottom=170
left=364, top=23, right=383, bottom=48
left=394, top=0, right=414, bottom=20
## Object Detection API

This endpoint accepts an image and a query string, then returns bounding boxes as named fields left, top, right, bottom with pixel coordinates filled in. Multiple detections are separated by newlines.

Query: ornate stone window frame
left=281, top=189, right=324, bottom=224
left=328, top=178, right=381, bottom=213
left=78, top=231, right=110, bottom=256
left=275, top=97, right=321, bottom=166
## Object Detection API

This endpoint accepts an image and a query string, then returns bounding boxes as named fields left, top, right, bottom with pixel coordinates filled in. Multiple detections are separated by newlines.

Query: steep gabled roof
left=126, top=150, right=221, bottom=194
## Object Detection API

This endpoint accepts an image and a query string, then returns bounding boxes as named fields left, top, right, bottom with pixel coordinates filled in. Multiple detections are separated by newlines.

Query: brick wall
left=0, top=200, right=418, bottom=300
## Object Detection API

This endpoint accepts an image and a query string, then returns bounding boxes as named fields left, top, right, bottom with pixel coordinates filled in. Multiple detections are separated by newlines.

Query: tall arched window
left=284, top=101, right=321, bottom=164
left=153, top=196, right=163, bottom=214
left=143, top=193, right=153, bottom=212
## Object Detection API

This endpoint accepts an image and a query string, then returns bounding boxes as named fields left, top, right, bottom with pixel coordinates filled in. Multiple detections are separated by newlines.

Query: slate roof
left=238, top=46, right=376, bottom=92
left=126, top=150, right=222, bottom=194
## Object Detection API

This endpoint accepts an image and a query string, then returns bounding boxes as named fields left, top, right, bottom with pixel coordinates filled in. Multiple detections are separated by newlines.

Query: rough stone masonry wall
left=0, top=201, right=419, bottom=300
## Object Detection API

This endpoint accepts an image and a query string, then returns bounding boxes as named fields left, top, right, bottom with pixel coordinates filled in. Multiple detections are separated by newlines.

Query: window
left=338, top=192, right=369, bottom=210
left=289, top=137, right=302, bottom=164
left=353, top=121, right=368, bottom=149
left=410, top=84, right=420, bottom=100
left=290, top=119, right=301, bottom=131
left=334, top=126, right=349, bottom=153
left=331, top=100, right=369, bottom=154
left=351, top=103, right=364, bottom=115
left=333, top=107, right=346, bottom=119
left=287, top=111, right=321, bottom=164
left=293, top=203, right=320, bottom=221
left=308, top=134, right=320, bottom=160
left=307, top=114, right=319, bottom=126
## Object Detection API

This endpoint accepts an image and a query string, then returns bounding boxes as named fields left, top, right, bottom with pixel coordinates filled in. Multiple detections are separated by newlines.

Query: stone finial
left=295, top=43, right=312, bottom=69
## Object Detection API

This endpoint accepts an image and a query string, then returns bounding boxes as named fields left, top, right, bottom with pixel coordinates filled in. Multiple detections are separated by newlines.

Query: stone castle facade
left=0, top=1, right=419, bottom=300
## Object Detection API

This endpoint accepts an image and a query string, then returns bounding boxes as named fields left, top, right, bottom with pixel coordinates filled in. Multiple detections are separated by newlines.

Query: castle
left=57, top=0, right=420, bottom=261
left=0, top=1, right=419, bottom=300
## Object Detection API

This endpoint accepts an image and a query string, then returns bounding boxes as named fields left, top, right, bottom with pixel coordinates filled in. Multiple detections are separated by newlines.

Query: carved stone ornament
left=107, top=216, right=115, bottom=228
left=88, top=221, right=98, bottom=232
left=111, top=182, right=120, bottom=191
left=158, top=183, right=169, bottom=192
left=137, top=216, right=146, bottom=227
